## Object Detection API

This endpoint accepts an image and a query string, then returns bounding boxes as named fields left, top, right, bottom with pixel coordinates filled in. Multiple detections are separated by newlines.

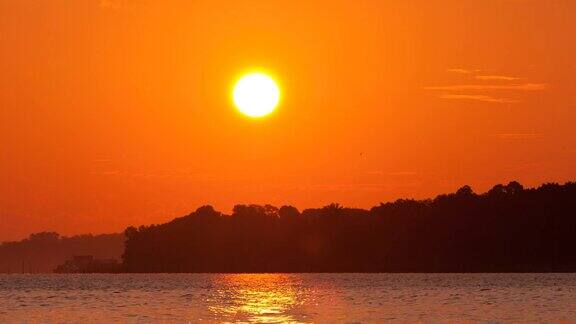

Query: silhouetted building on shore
left=54, top=255, right=121, bottom=273
left=0, top=233, right=124, bottom=273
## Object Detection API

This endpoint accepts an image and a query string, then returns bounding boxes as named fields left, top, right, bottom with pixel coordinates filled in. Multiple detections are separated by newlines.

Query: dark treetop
left=123, top=182, right=576, bottom=273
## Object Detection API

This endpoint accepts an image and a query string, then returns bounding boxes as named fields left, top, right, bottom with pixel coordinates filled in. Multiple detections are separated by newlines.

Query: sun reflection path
left=207, top=274, right=308, bottom=323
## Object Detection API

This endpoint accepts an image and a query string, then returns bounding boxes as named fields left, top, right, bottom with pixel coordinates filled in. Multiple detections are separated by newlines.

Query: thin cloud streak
left=447, top=68, right=473, bottom=74
left=476, top=75, right=521, bottom=81
left=426, top=83, right=548, bottom=91
left=439, top=94, right=519, bottom=103
left=429, top=69, right=547, bottom=104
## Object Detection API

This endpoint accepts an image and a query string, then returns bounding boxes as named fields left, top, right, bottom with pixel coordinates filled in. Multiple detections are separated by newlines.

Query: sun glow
left=233, top=72, right=280, bottom=118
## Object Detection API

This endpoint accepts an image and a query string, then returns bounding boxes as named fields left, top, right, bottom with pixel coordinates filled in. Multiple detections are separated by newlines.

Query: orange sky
left=1, top=0, right=575, bottom=241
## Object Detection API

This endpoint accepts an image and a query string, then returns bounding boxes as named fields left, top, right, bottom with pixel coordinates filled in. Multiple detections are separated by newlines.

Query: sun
left=233, top=72, right=280, bottom=118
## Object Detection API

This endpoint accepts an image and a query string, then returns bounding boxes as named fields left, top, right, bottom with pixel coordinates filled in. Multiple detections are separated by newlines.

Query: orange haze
left=1, top=0, right=575, bottom=240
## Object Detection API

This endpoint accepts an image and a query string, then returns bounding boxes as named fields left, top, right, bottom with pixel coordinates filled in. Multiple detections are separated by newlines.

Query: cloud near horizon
left=428, top=69, right=548, bottom=104
left=438, top=94, right=519, bottom=104
left=426, top=83, right=548, bottom=91
left=447, top=68, right=474, bottom=74
left=476, top=75, right=521, bottom=81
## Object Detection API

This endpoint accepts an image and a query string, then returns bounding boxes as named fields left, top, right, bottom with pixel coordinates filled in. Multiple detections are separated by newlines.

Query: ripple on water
left=0, top=273, right=576, bottom=322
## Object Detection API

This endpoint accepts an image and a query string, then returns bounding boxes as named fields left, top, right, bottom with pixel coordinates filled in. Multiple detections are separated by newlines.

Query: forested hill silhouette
left=123, top=182, right=576, bottom=273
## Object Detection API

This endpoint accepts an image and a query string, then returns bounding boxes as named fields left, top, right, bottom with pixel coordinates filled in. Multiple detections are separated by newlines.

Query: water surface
left=1, top=273, right=575, bottom=322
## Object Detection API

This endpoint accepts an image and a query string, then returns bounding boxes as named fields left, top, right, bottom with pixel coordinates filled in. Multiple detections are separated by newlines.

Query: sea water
left=1, top=273, right=575, bottom=322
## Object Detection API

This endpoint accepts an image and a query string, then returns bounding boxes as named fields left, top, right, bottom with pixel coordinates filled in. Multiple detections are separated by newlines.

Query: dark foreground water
left=1, top=273, right=575, bottom=323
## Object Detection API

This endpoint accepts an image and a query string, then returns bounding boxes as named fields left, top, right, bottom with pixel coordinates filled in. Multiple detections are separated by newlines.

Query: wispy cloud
left=429, top=69, right=548, bottom=104
left=426, top=83, right=548, bottom=91
left=476, top=75, right=521, bottom=81
left=447, top=68, right=473, bottom=74
left=439, top=94, right=519, bottom=103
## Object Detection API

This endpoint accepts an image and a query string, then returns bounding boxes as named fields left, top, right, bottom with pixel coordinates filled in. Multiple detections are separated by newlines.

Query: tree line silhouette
left=123, top=181, right=576, bottom=272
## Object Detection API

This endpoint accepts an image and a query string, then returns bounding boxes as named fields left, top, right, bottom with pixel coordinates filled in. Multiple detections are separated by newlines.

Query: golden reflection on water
left=208, top=274, right=305, bottom=323
left=2, top=274, right=576, bottom=322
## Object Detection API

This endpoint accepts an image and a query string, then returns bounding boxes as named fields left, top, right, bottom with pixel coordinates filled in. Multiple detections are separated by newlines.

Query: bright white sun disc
left=233, top=73, right=280, bottom=117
